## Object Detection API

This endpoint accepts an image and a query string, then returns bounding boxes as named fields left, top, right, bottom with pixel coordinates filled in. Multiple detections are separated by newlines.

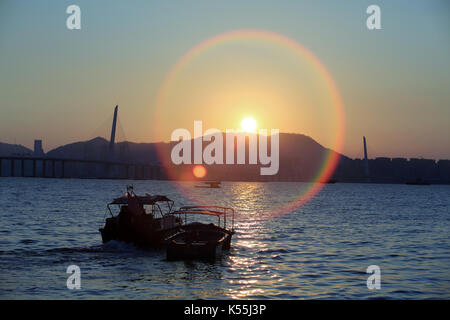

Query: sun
left=241, top=117, right=257, bottom=133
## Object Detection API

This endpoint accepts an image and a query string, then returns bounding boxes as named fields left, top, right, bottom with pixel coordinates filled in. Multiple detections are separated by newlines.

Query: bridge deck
left=0, top=156, right=164, bottom=180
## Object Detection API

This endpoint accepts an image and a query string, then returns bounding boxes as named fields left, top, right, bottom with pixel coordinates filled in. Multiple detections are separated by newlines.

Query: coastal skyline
left=1, top=0, right=449, bottom=159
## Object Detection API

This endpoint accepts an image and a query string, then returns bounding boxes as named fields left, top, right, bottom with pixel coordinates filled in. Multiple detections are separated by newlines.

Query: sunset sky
left=0, top=0, right=449, bottom=159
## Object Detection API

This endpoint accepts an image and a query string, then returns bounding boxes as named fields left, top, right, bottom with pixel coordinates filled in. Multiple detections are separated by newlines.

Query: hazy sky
left=1, top=0, right=449, bottom=159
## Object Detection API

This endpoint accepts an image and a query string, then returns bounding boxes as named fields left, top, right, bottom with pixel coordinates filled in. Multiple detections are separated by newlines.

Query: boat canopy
left=172, top=206, right=232, bottom=216
left=171, top=205, right=235, bottom=231
left=109, top=194, right=173, bottom=205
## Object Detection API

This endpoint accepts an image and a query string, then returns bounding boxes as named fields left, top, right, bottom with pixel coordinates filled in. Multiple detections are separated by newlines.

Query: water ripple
left=0, top=178, right=449, bottom=299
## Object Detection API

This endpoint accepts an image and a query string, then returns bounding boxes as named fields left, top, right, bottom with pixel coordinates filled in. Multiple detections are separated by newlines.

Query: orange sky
left=0, top=1, right=449, bottom=159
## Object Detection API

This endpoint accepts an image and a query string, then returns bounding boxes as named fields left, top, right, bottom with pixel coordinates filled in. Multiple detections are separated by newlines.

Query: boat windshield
left=107, top=195, right=174, bottom=218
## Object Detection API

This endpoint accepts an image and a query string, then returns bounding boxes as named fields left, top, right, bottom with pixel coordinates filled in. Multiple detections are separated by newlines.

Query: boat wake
left=1, top=241, right=143, bottom=258
left=46, top=241, right=141, bottom=254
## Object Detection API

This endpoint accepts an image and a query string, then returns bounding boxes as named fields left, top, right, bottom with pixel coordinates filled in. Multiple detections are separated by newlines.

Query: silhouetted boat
left=166, top=206, right=235, bottom=261
left=321, top=179, right=337, bottom=184
left=99, top=186, right=182, bottom=248
left=194, top=181, right=221, bottom=188
left=406, top=178, right=430, bottom=185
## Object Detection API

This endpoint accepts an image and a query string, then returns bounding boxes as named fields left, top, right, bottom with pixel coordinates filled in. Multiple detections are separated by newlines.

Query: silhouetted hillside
left=46, top=137, right=165, bottom=164
left=46, top=137, right=109, bottom=160
left=44, top=133, right=344, bottom=181
left=3, top=134, right=449, bottom=183
left=0, top=142, right=32, bottom=156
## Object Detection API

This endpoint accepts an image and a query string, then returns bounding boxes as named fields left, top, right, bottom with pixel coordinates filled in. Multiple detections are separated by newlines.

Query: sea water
left=0, top=178, right=449, bottom=299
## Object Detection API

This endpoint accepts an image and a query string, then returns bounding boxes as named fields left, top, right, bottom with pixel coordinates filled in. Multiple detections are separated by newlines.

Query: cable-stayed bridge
left=0, top=106, right=165, bottom=180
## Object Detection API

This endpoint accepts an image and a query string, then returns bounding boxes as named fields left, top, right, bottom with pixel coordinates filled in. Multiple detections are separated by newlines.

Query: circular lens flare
left=153, top=29, right=345, bottom=219
left=193, top=165, right=207, bottom=179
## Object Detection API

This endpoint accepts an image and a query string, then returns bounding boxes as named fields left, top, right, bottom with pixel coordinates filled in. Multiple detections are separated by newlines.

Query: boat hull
left=167, top=239, right=225, bottom=261
left=166, top=224, right=233, bottom=261
left=99, top=213, right=181, bottom=248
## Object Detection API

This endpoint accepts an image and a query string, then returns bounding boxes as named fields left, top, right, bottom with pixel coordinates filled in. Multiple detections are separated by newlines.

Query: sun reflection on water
left=2, top=179, right=448, bottom=299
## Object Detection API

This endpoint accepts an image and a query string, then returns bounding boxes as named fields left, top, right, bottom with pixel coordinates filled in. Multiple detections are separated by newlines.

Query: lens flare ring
left=193, top=165, right=207, bottom=178
left=153, top=29, right=345, bottom=218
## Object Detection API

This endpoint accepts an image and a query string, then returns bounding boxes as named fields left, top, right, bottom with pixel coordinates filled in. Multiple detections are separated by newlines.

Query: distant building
left=437, top=160, right=450, bottom=183
left=363, top=136, right=370, bottom=181
left=409, top=158, right=437, bottom=180
left=34, top=140, right=44, bottom=156
left=109, top=105, right=118, bottom=161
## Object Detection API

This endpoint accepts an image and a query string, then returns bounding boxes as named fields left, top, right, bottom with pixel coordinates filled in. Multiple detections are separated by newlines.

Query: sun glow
left=154, top=29, right=345, bottom=217
left=241, top=117, right=257, bottom=133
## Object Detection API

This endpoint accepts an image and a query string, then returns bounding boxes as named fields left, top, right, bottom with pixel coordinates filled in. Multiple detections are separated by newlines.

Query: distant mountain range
left=15, top=132, right=342, bottom=165
left=1, top=134, right=449, bottom=183
left=45, top=136, right=163, bottom=164
left=45, top=133, right=345, bottom=181
left=0, top=142, right=32, bottom=156
left=0, top=133, right=345, bottom=181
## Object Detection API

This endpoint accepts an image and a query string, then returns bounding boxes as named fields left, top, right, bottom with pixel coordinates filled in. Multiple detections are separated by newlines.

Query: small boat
left=99, top=186, right=183, bottom=248
left=194, top=181, right=221, bottom=188
left=320, top=179, right=337, bottom=184
left=166, top=206, right=235, bottom=261
left=406, top=178, right=430, bottom=185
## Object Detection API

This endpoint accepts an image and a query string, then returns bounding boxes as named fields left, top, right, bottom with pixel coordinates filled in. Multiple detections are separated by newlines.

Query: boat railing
left=171, top=205, right=235, bottom=231
left=106, top=199, right=175, bottom=219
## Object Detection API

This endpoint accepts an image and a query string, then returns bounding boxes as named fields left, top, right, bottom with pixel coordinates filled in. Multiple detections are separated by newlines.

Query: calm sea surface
left=0, top=178, right=449, bottom=299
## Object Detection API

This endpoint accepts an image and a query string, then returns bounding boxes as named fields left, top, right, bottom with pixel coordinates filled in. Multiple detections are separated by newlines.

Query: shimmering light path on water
left=0, top=178, right=449, bottom=299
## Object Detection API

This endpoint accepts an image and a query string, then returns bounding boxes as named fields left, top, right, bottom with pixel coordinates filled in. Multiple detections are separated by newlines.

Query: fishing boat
left=166, top=206, right=235, bottom=261
left=99, top=186, right=183, bottom=248
left=319, top=179, right=337, bottom=184
left=405, top=178, right=430, bottom=185
left=194, top=181, right=221, bottom=188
